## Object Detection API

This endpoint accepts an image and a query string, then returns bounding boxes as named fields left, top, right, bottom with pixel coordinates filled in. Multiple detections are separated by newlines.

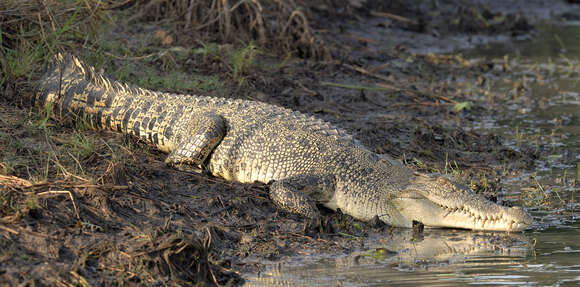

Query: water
left=244, top=22, right=580, bottom=286
left=464, top=22, right=580, bottom=183
left=244, top=225, right=580, bottom=286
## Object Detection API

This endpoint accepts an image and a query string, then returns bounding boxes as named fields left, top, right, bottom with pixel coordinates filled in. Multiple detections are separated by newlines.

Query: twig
left=343, top=63, right=396, bottom=84
left=288, top=232, right=316, bottom=241
left=36, top=190, right=82, bottom=224
left=370, top=11, right=418, bottom=24
left=401, top=88, right=459, bottom=104
left=0, top=174, right=33, bottom=188
left=37, top=13, right=50, bottom=54
left=39, top=182, right=128, bottom=191
left=0, top=224, right=19, bottom=235
left=0, top=173, right=128, bottom=191
left=104, top=0, right=134, bottom=10
left=320, top=81, right=398, bottom=92
left=194, top=0, right=256, bottom=31
left=0, top=223, right=52, bottom=238
left=293, top=80, right=317, bottom=96
left=390, top=102, right=453, bottom=107
left=102, top=50, right=158, bottom=61
left=221, top=0, right=231, bottom=40
left=434, top=93, right=458, bottom=104
left=335, top=232, right=364, bottom=239
left=84, top=45, right=168, bottom=61
left=69, top=270, right=92, bottom=287
left=414, top=53, right=472, bottom=67
left=42, top=128, right=85, bottom=182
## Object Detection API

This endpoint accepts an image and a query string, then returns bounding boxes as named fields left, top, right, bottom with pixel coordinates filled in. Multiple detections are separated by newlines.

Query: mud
left=2, top=0, right=579, bottom=286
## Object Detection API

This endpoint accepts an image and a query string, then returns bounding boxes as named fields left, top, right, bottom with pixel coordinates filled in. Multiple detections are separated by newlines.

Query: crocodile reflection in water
left=244, top=230, right=531, bottom=287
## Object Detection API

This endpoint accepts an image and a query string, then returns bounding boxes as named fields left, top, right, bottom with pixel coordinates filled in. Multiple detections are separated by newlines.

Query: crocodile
left=35, top=53, right=532, bottom=231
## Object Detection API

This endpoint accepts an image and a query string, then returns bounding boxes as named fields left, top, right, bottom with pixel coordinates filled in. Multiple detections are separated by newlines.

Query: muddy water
left=245, top=227, right=579, bottom=286
left=463, top=22, right=580, bottom=229
left=465, top=22, right=580, bottom=180
left=244, top=23, right=579, bottom=286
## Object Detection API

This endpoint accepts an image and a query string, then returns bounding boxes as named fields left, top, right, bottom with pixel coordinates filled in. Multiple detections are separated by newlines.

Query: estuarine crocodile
left=35, top=53, right=532, bottom=231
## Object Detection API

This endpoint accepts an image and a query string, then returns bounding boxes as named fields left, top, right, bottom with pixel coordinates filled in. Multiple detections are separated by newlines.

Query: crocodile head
left=390, top=174, right=532, bottom=232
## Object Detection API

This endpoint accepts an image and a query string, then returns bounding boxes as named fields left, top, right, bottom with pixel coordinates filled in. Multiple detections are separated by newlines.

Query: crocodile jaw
left=393, top=196, right=531, bottom=231
left=393, top=176, right=532, bottom=232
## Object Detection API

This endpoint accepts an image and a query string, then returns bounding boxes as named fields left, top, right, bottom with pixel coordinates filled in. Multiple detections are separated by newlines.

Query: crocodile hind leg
left=269, top=174, right=336, bottom=219
left=165, top=113, right=226, bottom=172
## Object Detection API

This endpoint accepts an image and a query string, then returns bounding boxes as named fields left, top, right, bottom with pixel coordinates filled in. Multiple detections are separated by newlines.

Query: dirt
left=2, top=0, right=579, bottom=286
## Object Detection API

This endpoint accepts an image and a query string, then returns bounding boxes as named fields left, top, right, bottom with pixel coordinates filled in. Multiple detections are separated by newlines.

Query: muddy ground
left=1, top=0, right=579, bottom=286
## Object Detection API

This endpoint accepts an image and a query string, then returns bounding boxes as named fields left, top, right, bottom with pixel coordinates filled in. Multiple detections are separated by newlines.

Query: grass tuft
left=231, top=42, right=260, bottom=84
left=0, top=0, right=110, bottom=103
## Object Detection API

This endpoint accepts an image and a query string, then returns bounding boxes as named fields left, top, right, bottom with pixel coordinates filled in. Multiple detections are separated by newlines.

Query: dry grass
left=0, top=103, right=239, bottom=286
left=0, top=0, right=329, bottom=105
left=0, top=0, right=112, bottom=104
left=130, top=0, right=329, bottom=59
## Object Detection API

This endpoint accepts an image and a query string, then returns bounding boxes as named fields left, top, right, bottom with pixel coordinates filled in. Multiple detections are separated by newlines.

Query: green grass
left=453, top=101, right=472, bottom=113
left=130, top=67, right=225, bottom=93
left=65, top=132, right=98, bottom=160
left=520, top=175, right=569, bottom=208
left=0, top=1, right=111, bottom=98
left=194, top=41, right=261, bottom=85
left=363, top=248, right=392, bottom=260
left=80, top=35, right=233, bottom=95
left=0, top=40, right=42, bottom=81
left=230, top=42, right=260, bottom=83
left=514, top=126, right=524, bottom=148
left=443, top=152, right=463, bottom=176
left=24, top=194, right=39, bottom=211
left=192, top=42, right=224, bottom=63
left=320, top=81, right=398, bottom=92
left=0, top=0, right=226, bottom=97
left=0, top=161, right=12, bottom=176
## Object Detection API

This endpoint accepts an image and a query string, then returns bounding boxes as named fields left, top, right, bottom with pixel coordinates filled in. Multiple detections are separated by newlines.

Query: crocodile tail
left=36, top=53, right=132, bottom=121
left=35, top=53, right=91, bottom=109
left=35, top=53, right=65, bottom=109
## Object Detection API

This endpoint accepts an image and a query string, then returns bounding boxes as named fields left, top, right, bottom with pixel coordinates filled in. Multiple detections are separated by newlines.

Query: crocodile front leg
left=269, top=174, right=336, bottom=219
left=165, top=113, right=226, bottom=171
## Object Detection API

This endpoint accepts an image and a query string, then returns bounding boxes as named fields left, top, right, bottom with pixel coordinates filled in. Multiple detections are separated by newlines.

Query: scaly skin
left=35, top=54, right=532, bottom=231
